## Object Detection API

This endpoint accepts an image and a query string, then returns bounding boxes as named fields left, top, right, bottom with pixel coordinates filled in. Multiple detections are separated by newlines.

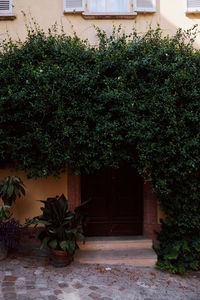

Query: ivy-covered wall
left=0, top=26, right=200, bottom=274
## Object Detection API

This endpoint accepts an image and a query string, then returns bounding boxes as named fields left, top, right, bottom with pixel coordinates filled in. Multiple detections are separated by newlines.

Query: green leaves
left=75, top=232, right=85, bottom=241
left=40, top=236, right=50, bottom=249
left=1, top=25, right=200, bottom=273
left=59, top=240, right=76, bottom=255
left=48, top=239, right=57, bottom=249
left=29, top=194, right=87, bottom=255
left=59, top=240, right=68, bottom=251
left=166, top=244, right=181, bottom=260
left=0, top=205, right=11, bottom=222
left=38, top=220, right=51, bottom=226
left=0, top=176, right=25, bottom=206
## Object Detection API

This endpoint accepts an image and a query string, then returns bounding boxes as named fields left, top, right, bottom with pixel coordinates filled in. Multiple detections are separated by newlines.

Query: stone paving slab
left=0, top=248, right=199, bottom=300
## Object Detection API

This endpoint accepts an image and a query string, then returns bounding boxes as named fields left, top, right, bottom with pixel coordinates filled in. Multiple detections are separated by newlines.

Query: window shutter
left=63, top=0, right=85, bottom=12
left=186, top=0, right=200, bottom=12
left=133, top=0, right=156, bottom=12
left=0, top=0, right=12, bottom=13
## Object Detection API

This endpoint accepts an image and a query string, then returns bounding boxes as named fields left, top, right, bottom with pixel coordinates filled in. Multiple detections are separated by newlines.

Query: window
left=0, top=0, right=12, bottom=14
left=186, top=0, right=200, bottom=12
left=88, top=0, right=129, bottom=13
left=63, top=0, right=156, bottom=16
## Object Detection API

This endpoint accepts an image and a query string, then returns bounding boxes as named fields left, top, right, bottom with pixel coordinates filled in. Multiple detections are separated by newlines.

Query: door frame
left=67, top=166, right=160, bottom=239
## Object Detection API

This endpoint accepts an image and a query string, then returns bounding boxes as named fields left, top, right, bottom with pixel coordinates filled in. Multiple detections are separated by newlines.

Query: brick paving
left=0, top=247, right=199, bottom=300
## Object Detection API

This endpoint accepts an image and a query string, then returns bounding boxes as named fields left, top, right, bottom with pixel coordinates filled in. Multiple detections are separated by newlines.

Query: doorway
left=81, top=165, right=143, bottom=236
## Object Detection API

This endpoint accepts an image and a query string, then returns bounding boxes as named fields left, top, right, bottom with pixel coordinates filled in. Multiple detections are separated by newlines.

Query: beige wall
left=0, top=169, right=68, bottom=224
left=0, top=1, right=200, bottom=45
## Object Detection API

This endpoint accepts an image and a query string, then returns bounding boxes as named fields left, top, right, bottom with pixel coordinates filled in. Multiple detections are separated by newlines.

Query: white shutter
left=133, top=0, right=156, bottom=12
left=186, top=0, right=200, bottom=12
left=0, top=0, right=12, bottom=13
left=63, top=0, right=85, bottom=12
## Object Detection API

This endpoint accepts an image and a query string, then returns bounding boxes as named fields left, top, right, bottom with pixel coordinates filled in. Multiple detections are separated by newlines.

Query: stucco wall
left=0, top=169, right=68, bottom=223
left=0, top=0, right=200, bottom=45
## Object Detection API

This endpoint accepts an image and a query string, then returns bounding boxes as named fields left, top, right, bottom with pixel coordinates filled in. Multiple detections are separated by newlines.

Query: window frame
left=63, top=0, right=156, bottom=19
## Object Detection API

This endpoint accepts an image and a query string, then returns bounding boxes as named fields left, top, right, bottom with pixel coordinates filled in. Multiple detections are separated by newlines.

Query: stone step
left=75, top=236, right=157, bottom=267
left=78, top=239, right=153, bottom=250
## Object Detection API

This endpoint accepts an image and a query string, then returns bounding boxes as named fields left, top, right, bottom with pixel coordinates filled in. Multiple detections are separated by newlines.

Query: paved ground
left=0, top=245, right=199, bottom=300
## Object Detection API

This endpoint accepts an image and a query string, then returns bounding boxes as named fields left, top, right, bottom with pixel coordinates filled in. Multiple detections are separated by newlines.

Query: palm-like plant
left=30, top=194, right=87, bottom=257
left=0, top=176, right=25, bottom=206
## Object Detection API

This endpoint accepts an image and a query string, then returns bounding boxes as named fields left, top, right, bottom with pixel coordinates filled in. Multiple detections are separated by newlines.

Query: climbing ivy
left=0, top=25, right=200, bottom=273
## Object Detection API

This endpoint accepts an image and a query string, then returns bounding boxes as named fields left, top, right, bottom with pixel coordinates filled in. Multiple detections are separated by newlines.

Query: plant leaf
left=48, top=239, right=58, bottom=249
left=59, top=240, right=68, bottom=251
left=40, top=236, right=50, bottom=249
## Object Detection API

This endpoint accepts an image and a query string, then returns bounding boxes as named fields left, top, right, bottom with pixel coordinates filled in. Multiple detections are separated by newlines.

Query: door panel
left=81, top=165, right=143, bottom=236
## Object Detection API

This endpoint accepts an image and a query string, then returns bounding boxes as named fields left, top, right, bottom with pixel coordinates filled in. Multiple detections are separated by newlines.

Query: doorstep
left=75, top=236, right=157, bottom=267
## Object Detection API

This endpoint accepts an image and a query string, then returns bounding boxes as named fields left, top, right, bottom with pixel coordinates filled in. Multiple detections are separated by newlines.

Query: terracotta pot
left=49, top=248, right=72, bottom=267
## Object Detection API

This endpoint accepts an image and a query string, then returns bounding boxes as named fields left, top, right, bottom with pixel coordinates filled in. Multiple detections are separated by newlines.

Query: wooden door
left=81, top=165, right=143, bottom=236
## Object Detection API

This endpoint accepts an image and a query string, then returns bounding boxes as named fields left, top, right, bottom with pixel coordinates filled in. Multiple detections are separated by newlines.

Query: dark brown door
left=81, top=165, right=143, bottom=236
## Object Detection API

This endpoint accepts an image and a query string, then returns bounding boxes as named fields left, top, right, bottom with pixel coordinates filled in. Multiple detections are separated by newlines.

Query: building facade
left=0, top=0, right=200, bottom=238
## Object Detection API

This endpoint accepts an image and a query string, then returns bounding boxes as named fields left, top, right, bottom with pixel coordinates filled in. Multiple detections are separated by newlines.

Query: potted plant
left=0, top=176, right=26, bottom=260
left=29, top=194, right=87, bottom=267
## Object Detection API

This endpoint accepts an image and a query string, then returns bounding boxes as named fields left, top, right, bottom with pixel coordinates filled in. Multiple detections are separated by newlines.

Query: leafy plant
left=0, top=176, right=25, bottom=206
left=154, top=219, right=200, bottom=274
left=29, top=194, right=87, bottom=257
left=0, top=205, right=11, bottom=222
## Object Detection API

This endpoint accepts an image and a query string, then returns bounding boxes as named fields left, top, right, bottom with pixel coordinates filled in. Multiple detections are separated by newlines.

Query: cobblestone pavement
left=0, top=248, right=199, bottom=300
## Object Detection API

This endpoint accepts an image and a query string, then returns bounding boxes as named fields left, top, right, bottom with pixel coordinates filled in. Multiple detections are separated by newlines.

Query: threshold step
left=78, top=237, right=153, bottom=250
left=75, top=236, right=157, bottom=267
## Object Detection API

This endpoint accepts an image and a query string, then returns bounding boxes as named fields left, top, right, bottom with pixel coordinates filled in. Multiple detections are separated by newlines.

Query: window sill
left=0, top=13, right=16, bottom=20
left=82, top=12, right=137, bottom=20
left=63, top=11, right=83, bottom=14
left=185, top=11, right=200, bottom=14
